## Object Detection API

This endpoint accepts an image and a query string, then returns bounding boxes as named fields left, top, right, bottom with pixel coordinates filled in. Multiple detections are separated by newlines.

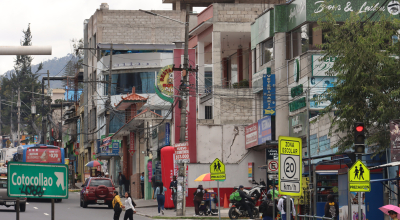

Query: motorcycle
left=234, top=179, right=267, bottom=201
left=228, top=198, right=259, bottom=219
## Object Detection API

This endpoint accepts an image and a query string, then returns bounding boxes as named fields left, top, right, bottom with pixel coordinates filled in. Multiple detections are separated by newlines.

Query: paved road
left=0, top=191, right=152, bottom=220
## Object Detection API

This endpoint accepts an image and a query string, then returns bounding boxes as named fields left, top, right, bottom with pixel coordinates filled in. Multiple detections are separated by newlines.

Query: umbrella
left=379, top=204, right=400, bottom=215
left=195, top=173, right=214, bottom=182
left=85, top=161, right=102, bottom=167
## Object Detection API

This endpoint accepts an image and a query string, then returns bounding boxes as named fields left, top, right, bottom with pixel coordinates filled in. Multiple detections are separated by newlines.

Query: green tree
left=317, top=9, right=400, bottom=153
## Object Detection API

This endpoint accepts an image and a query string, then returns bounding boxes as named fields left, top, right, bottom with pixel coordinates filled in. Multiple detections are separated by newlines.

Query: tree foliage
left=317, top=9, right=400, bottom=153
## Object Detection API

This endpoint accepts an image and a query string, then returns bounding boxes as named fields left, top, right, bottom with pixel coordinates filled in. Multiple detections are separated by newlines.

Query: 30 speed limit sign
left=278, top=136, right=302, bottom=196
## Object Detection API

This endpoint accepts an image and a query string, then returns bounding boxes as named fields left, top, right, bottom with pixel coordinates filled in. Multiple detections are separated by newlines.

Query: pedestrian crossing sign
left=349, top=160, right=370, bottom=192
left=210, top=158, right=226, bottom=180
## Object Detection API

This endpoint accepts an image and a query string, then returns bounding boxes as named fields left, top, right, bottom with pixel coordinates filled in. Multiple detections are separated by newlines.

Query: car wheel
left=83, top=200, right=88, bottom=208
left=20, top=203, right=26, bottom=212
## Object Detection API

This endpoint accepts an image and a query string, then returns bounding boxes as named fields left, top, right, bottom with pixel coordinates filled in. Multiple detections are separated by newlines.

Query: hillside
left=2, top=54, right=78, bottom=89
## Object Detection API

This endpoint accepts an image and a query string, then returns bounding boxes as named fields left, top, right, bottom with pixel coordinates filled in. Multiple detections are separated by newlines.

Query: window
left=105, top=72, right=156, bottom=95
left=290, top=23, right=313, bottom=59
left=205, top=106, right=212, bottom=119
left=261, top=38, right=274, bottom=65
left=0, top=179, right=6, bottom=188
left=109, top=111, right=125, bottom=134
left=92, top=70, right=96, bottom=94
left=89, top=179, right=113, bottom=187
left=90, top=109, right=96, bottom=131
left=152, top=110, right=162, bottom=115
left=205, top=71, right=212, bottom=93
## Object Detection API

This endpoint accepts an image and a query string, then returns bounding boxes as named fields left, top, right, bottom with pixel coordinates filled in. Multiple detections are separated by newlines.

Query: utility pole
left=11, top=89, right=14, bottom=146
left=176, top=4, right=190, bottom=217
left=48, top=71, right=51, bottom=145
left=17, top=86, right=21, bottom=147
left=105, top=43, right=112, bottom=137
left=306, top=88, right=312, bottom=215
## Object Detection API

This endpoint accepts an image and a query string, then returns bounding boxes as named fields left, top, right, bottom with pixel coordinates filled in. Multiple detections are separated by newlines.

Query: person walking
left=155, top=182, right=167, bottom=215
left=259, top=194, right=278, bottom=220
left=193, top=185, right=207, bottom=217
left=278, top=195, right=296, bottom=220
left=122, top=192, right=136, bottom=220
left=169, top=176, right=177, bottom=211
left=112, top=191, right=123, bottom=220
left=118, top=171, right=127, bottom=195
left=324, top=195, right=339, bottom=220
left=140, top=172, right=145, bottom=199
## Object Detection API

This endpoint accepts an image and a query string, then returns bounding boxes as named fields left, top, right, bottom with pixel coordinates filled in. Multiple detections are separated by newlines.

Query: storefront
left=96, top=135, right=121, bottom=184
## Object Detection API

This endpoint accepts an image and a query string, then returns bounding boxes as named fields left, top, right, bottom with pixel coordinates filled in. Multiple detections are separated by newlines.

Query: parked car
left=80, top=177, right=115, bottom=208
left=0, top=178, right=27, bottom=212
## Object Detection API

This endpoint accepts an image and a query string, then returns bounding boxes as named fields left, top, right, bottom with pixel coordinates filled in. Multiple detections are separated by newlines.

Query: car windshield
left=89, top=179, right=112, bottom=187
left=0, top=179, right=7, bottom=188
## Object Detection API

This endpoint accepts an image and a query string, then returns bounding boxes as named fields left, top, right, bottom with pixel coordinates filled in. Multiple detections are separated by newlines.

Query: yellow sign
left=210, top=158, right=226, bottom=180
left=278, top=136, right=302, bottom=197
left=349, top=160, right=370, bottom=192
left=157, top=65, right=174, bottom=96
left=264, top=109, right=276, bottom=115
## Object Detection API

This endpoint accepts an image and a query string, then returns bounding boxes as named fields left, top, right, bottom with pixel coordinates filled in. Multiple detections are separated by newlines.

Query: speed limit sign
left=278, top=136, right=302, bottom=196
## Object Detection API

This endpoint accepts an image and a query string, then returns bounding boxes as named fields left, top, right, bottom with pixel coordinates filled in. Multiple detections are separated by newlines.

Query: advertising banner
left=263, top=73, right=276, bottom=116
left=26, top=148, right=62, bottom=163
left=245, top=123, right=258, bottom=149
left=112, top=142, right=119, bottom=154
left=390, top=120, right=400, bottom=162
left=309, top=76, right=336, bottom=109
left=289, top=111, right=307, bottom=137
left=174, top=142, right=190, bottom=164
left=258, top=116, right=272, bottom=144
left=129, top=132, right=135, bottom=155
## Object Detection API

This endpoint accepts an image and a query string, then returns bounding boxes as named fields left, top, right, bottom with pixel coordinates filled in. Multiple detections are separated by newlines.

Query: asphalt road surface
left=0, top=191, right=152, bottom=220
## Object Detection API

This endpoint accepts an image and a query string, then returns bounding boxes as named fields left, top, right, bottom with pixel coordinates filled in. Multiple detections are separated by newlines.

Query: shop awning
left=248, top=140, right=278, bottom=151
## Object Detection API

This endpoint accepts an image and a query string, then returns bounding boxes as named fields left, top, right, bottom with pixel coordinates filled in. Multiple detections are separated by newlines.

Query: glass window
left=89, top=179, right=113, bottom=187
left=205, top=71, right=212, bottom=93
left=109, top=111, right=125, bottom=134
left=205, top=106, right=212, bottom=119
left=261, top=38, right=274, bottom=65
left=292, top=24, right=312, bottom=58
left=0, top=179, right=7, bottom=188
left=153, top=110, right=162, bottom=115
left=105, top=72, right=156, bottom=95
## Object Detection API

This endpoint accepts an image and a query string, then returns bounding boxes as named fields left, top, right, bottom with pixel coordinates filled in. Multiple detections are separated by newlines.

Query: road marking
left=34, top=207, right=38, bottom=209
left=44, top=213, right=49, bottom=215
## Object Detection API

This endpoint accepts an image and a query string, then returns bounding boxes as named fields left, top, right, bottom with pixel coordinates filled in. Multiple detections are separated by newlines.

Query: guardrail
left=295, top=214, right=335, bottom=220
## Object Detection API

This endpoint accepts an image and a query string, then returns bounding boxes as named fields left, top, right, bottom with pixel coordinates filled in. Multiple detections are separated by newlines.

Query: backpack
left=283, top=197, right=293, bottom=213
left=114, top=201, right=122, bottom=212
left=229, top=191, right=242, bottom=201
left=260, top=200, right=276, bottom=217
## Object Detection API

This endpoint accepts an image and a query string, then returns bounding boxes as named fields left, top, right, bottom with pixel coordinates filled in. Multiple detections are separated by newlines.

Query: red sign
left=26, top=148, right=62, bottom=163
left=129, top=132, right=135, bottom=155
left=173, top=48, right=197, bottom=163
left=174, top=142, right=190, bottom=163
left=245, top=123, right=258, bottom=149
left=268, top=160, right=278, bottom=172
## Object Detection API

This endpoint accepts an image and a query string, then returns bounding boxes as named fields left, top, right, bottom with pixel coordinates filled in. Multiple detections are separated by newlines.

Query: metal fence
left=295, top=214, right=335, bottom=220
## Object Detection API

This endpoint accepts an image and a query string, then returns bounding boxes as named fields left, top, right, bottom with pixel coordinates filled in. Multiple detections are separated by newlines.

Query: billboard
left=309, top=76, right=336, bottom=109
left=258, top=116, right=272, bottom=144
left=245, top=122, right=258, bottom=149
left=289, top=111, right=307, bottom=137
left=263, top=73, right=276, bottom=116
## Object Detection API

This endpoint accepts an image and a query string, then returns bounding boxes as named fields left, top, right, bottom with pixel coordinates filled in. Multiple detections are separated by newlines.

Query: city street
left=0, top=192, right=152, bottom=220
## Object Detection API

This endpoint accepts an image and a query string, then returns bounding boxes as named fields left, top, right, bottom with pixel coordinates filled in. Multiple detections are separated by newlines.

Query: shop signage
left=289, top=111, right=307, bottom=137
left=310, top=76, right=336, bottom=109
left=267, top=149, right=278, bottom=160
left=7, top=162, right=68, bottom=199
left=291, top=84, right=303, bottom=98
left=129, top=132, right=135, bottom=156
left=210, top=158, right=226, bottom=180
left=248, top=162, right=254, bottom=182
left=263, top=73, right=276, bottom=116
left=289, top=97, right=306, bottom=112
left=251, top=10, right=273, bottom=49
left=147, top=160, right=152, bottom=183
left=390, top=120, right=400, bottom=162
left=312, top=55, right=336, bottom=76
left=279, top=136, right=302, bottom=196
left=112, top=142, right=119, bottom=154
left=245, top=122, right=258, bottom=149
left=258, top=116, right=272, bottom=144
left=293, top=58, right=300, bottom=82
left=349, top=160, right=370, bottom=192
left=174, top=142, right=190, bottom=164
left=100, top=136, right=111, bottom=153
left=156, top=64, right=174, bottom=103
left=252, top=67, right=268, bottom=93
left=158, top=123, right=170, bottom=148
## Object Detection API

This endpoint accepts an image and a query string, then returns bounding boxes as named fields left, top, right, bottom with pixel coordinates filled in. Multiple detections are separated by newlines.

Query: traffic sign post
left=267, top=160, right=278, bottom=172
left=7, top=162, right=69, bottom=199
left=349, top=159, right=370, bottom=220
left=278, top=136, right=302, bottom=197
left=210, top=158, right=225, bottom=220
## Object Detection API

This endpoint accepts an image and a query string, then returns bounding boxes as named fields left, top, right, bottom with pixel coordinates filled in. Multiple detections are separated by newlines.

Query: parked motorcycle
left=228, top=198, right=259, bottom=219
left=234, top=180, right=267, bottom=200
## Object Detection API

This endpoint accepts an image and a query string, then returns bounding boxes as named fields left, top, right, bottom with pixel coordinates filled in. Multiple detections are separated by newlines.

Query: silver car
left=0, top=176, right=27, bottom=212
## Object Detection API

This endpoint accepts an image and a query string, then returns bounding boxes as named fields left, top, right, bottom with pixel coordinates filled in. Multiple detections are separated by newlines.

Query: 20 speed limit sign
left=278, top=136, right=302, bottom=196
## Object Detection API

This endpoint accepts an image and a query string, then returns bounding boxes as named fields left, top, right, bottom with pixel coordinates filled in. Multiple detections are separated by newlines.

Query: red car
left=80, top=177, right=115, bottom=208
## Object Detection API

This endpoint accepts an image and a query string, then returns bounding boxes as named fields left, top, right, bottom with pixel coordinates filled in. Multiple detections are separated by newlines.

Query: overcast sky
left=0, top=0, right=204, bottom=75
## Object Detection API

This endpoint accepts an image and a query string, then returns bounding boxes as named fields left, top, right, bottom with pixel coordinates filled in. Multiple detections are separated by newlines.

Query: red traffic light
left=356, top=125, right=364, bottom=132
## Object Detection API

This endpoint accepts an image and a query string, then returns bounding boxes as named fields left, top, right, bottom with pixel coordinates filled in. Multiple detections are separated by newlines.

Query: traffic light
left=354, top=122, right=365, bottom=154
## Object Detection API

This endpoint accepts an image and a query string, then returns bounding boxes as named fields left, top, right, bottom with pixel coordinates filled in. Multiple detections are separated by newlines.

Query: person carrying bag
left=112, top=191, right=123, bottom=220
left=122, top=192, right=136, bottom=220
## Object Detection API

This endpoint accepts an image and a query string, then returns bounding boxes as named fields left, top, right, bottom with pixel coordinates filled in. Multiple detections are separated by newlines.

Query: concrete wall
left=213, top=3, right=263, bottom=23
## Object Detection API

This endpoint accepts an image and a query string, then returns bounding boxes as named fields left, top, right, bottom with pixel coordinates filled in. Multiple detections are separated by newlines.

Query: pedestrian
left=193, top=185, right=207, bottom=217
left=324, top=194, right=339, bottom=220
left=122, top=192, right=136, bottom=220
left=277, top=195, right=295, bottom=220
left=169, top=176, right=177, bottom=211
left=259, top=194, right=278, bottom=220
left=112, top=191, right=123, bottom=220
left=267, top=185, right=279, bottom=200
left=140, top=172, right=145, bottom=199
left=389, top=210, right=399, bottom=220
left=151, top=174, right=156, bottom=199
left=155, top=182, right=167, bottom=215
left=118, top=171, right=127, bottom=195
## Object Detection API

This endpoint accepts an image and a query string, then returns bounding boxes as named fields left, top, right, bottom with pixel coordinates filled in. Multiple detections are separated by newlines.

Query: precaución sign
left=349, top=160, right=370, bottom=192
left=210, top=158, right=226, bottom=180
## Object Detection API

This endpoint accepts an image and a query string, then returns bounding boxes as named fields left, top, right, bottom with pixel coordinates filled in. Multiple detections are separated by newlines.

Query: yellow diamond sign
left=210, top=158, right=225, bottom=180
left=349, top=160, right=370, bottom=192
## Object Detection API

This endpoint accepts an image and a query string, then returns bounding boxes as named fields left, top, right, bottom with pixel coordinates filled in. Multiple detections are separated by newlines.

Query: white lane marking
left=34, top=207, right=38, bottom=209
left=44, top=213, right=49, bottom=215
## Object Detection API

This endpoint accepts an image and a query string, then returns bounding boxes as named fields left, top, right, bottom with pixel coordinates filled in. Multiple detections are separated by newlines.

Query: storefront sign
left=310, top=76, right=336, bottom=109
left=129, top=132, right=135, bottom=156
left=267, top=149, right=278, bottom=160
left=174, top=142, right=190, bottom=164
left=147, top=160, right=152, bottom=183
left=158, top=123, right=170, bottom=148
left=312, top=55, right=336, bottom=76
left=258, top=116, right=272, bottom=144
left=156, top=64, right=174, bottom=103
left=100, top=136, right=111, bottom=153
left=245, top=123, right=258, bottom=149
left=390, top=120, right=400, bottom=162
left=251, top=11, right=273, bottom=49
left=289, top=97, right=306, bottom=112
left=289, top=111, right=307, bottom=137
left=112, top=142, right=119, bottom=154
left=248, top=162, right=254, bottom=182
left=291, top=84, right=303, bottom=98
left=263, top=73, right=276, bottom=116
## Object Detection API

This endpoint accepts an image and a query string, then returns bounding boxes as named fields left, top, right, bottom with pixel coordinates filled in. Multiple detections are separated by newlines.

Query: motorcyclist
left=238, top=185, right=255, bottom=219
